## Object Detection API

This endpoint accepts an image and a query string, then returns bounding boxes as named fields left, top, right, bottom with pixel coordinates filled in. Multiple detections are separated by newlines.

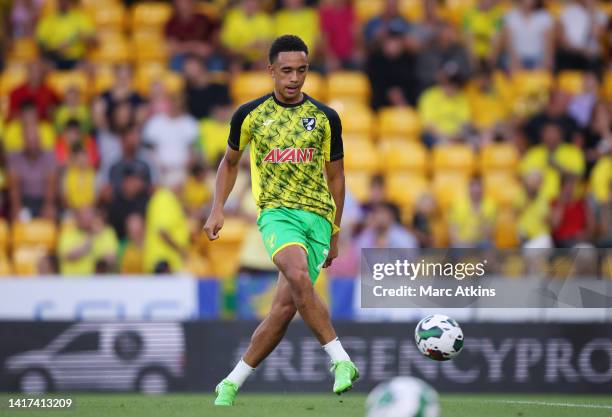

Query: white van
left=5, top=322, right=185, bottom=394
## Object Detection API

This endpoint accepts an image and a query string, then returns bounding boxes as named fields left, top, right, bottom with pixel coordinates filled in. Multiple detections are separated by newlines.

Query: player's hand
left=323, top=233, right=339, bottom=268
left=203, top=209, right=224, bottom=241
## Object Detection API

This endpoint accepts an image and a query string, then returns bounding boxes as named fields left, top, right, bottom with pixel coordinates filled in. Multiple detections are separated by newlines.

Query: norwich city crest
left=301, top=117, right=316, bottom=131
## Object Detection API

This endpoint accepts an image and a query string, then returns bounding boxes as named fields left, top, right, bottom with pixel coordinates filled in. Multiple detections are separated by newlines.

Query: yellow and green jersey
left=228, top=93, right=344, bottom=227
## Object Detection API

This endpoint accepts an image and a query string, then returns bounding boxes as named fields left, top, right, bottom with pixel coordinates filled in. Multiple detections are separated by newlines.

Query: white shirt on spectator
left=560, top=3, right=607, bottom=53
left=504, top=9, right=553, bottom=60
left=142, top=112, right=198, bottom=176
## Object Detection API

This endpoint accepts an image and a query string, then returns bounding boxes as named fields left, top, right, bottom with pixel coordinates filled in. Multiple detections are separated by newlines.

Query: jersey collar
left=272, top=92, right=308, bottom=108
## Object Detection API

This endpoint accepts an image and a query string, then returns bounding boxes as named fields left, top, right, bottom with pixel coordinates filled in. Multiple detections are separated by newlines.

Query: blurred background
left=0, top=0, right=612, bottom=396
left=2, top=0, right=612, bottom=279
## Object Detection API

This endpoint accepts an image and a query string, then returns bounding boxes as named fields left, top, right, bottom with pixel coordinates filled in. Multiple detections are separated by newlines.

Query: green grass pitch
left=1, top=393, right=612, bottom=417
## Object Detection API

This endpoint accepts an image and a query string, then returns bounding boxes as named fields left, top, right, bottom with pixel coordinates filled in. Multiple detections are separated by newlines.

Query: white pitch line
left=492, top=400, right=612, bottom=410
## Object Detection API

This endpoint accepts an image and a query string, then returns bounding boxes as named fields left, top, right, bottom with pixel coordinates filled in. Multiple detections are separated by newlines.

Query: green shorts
left=257, top=207, right=332, bottom=283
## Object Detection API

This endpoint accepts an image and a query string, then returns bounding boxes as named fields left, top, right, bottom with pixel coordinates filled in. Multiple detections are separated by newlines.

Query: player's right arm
left=203, top=102, right=254, bottom=241
left=203, top=147, right=243, bottom=240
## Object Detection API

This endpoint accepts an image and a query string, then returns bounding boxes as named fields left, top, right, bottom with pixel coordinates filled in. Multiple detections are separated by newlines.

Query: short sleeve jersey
left=228, top=93, right=344, bottom=227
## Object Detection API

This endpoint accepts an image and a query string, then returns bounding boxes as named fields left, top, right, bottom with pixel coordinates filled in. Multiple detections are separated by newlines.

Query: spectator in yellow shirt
left=54, top=85, right=91, bottom=133
left=197, top=103, right=232, bottom=167
left=36, top=0, right=96, bottom=70
left=4, top=100, right=56, bottom=153
left=418, top=63, right=471, bottom=146
left=462, top=0, right=504, bottom=64
left=220, top=0, right=273, bottom=69
left=120, top=213, right=146, bottom=274
left=144, top=176, right=190, bottom=273
left=58, top=206, right=119, bottom=275
left=182, top=161, right=211, bottom=219
left=590, top=155, right=612, bottom=203
left=515, top=171, right=553, bottom=248
left=62, top=143, right=96, bottom=209
left=466, top=64, right=512, bottom=139
left=274, top=0, right=320, bottom=56
left=519, top=122, right=586, bottom=201
left=449, top=176, right=497, bottom=248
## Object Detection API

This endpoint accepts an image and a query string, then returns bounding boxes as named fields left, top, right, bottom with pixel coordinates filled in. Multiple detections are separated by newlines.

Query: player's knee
left=283, top=264, right=310, bottom=286
left=271, top=303, right=296, bottom=324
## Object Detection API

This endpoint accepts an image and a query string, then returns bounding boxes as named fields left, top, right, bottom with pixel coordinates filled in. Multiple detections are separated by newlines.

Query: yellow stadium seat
left=431, top=216, right=449, bottom=247
left=93, top=67, right=116, bottom=94
left=343, top=133, right=372, bottom=143
left=603, top=71, right=612, bottom=101
left=432, top=144, right=475, bottom=175
left=208, top=247, right=242, bottom=278
left=440, top=0, right=475, bottom=25
left=89, top=34, right=130, bottom=63
left=202, top=217, right=247, bottom=278
left=131, top=2, right=173, bottom=31
left=377, top=106, right=421, bottom=140
left=8, top=38, right=39, bottom=61
left=12, top=246, right=46, bottom=276
left=132, top=31, right=169, bottom=62
left=399, top=0, right=423, bottom=21
left=81, top=0, right=120, bottom=10
left=209, top=70, right=229, bottom=85
left=500, top=253, right=525, bottom=278
left=216, top=217, right=247, bottom=244
left=432, top=172, right=469, bottom=210
left=136, top=69, right=183, bottom=96
left=483, top=173, right=522, bottom=207
left=378, top=140, right=428, bottom=174
left=48, top=70, right=89, bottom=98
left=230, top=71, right=272, bottom=103
left=337, top=104, right=375, bottom=136
left=479, top=143, right=519, bottom=173
left=0, top=219, right=8, bottom=253
left=546, top=1, right=562, bottom=18
left=355, top=0, right=383, bottom=23
left=41, top=0, right=57, bottom=15
left=345, top=171, right=371, bottom=203
left=0, top=254, right=12, bottom=275
left=11, top=220, right=57, bottom=252
left=494, top=208, right=519, bottom=248
left=385, top=173, right=428, bottom=208
left=601, top=252, right=612, bottom=280
left=551, top=254, right=583, bottom=279
left=136, top=61, right=167, bottom=78
left=344, top=138, right=379, bottom=173
left=196, top=2, right=221, bottom=19
left=184, top=250, right=213, bottom=276
left=327, top=71, right=370, bottom=105
left=90, top=5, right=126, bottom=30
left=0, top=68, right=26, bottom=96
left=512, top=70, right=553, bottom=97
left=357, top=0, right=424, bottom=23
left=303, top=72, right=326, bottom=102
left=557, top=71, right=584, bottom=96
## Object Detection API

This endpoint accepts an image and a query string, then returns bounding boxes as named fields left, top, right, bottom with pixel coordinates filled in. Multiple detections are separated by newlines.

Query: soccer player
left=204, top=34, right=359, bottom=406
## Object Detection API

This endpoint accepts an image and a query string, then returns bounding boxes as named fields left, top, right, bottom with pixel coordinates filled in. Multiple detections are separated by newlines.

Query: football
left=365, top=376, right=440, bottom=417
left=415, top=314, right=464, bottom=361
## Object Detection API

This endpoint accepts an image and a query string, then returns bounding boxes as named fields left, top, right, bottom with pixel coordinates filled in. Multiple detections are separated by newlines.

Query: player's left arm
left=324, top=158, right=345, bottom=268
left=323, top=108, right=345, bottom=268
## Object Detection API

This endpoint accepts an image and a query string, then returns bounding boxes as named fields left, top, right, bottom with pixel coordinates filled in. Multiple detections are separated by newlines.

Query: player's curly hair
left=269, top=35, right=309, bottom=63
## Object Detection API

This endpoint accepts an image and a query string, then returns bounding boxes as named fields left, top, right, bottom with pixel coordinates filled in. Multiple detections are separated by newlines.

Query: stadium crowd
left=0, top=0, right=611, bottom=277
